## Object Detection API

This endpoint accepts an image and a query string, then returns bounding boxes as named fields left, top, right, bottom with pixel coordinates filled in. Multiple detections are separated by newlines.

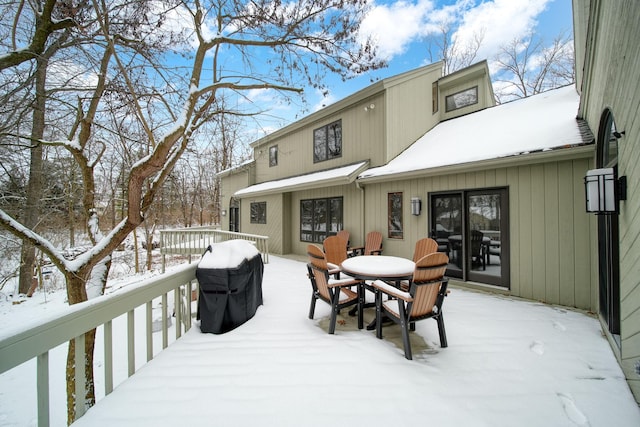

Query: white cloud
left=453, top=0, right=551, bottom=61
left=360, top=0, right=552, bottom=63
left=359, top=0, right=438, bottom=60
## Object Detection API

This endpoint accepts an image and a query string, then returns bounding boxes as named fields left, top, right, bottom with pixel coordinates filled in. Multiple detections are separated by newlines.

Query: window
left=445, top=86, right=478, bottom=112
left=430, top=188, right=509, bottom=287
left=269, top=146, right=278, bottom=167
left=300, top=197, right=343, bottom=243
left=250, top=202, right=266, bottom=224
left=388, top=192, right=403, bottom=239
left=432, top=82, right=438, bottom=113
left=313, top=120, right=342, bottom=163
left=596, top=109, right=620, bottom=338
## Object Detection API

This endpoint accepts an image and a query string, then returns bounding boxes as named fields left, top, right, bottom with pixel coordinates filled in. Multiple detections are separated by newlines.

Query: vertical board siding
left=517, top=166, right=534, bottom=300
left=543, top=163, right=561, bottom=304
left=557, top=162, right=576, bottom=308
left=360, top=157, right=594, bottom=310
left=241, top=194, right=284, bottom=254
left=572, top=159, right=594, bottom=309
left=530, top=164, right=546, bottom=303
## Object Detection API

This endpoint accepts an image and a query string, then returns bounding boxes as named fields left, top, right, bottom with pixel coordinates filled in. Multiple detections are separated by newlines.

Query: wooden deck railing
left=0, top=263, right=198, bottom=427
left=159, top=227, right=270, bottom=270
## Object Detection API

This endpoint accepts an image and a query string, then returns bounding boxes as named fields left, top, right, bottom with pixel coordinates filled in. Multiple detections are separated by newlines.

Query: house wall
left=288, top=183, right=364, bottom=256
left=240, top=193, right=286, bottom=254
left=359, top=156, right=596, bottom=311
left=438, top=63, right=495, bottom=121
left=573, top=0, right=640, bottom=400
left=252, top=93, right=387, bottom=186
left=220, top=167, right=253, bottom=231
left=385, top=66, right=442, bottom=162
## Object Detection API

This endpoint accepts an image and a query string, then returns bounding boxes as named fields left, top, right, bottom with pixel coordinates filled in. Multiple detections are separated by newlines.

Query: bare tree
left=0, top=0, right=384, bottom=421
left=493, top=31, right=575, bottom=102
left=427, top=21, right=485, bottom=75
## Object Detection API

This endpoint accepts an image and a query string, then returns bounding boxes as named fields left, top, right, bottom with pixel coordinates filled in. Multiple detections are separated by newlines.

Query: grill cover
left=196, top=241, right=264, bottom=334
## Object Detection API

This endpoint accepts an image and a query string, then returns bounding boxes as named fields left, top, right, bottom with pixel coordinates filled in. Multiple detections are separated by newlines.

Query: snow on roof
left=234, top=161, right=369, bottom=198
left=197, top=240, right=260, bottom=269
left=359, top=85, right=593, bottom=180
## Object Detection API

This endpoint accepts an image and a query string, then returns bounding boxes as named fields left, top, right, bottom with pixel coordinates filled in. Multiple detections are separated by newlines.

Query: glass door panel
left=431, top=194, right=463, bottom=278
left=467, top=190, right=508, bottom=286
left=430, top=189, right=509, bottom=287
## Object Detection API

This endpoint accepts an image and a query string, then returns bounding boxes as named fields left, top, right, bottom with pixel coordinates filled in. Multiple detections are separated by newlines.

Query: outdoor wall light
left=584, top=168, right=627, bottom=214
left=411, top=197, right=422, bottom=216
left=364, top=103, right=375, bottom=112
left=221, top=209, right=227, bottom=216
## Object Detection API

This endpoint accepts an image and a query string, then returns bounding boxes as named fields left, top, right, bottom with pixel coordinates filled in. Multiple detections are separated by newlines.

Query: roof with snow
left=234, top=161, right=369, bottom=198
left=359, top=85, right=594, bottom=181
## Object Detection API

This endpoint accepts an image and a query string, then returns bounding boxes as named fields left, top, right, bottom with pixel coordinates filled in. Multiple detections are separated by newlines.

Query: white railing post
left=159, top=228, right=269, bottom=264
left=0, top=263, right=199, bottom=427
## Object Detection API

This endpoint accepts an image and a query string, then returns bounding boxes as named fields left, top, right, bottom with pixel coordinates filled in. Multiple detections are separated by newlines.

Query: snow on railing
left=160, top=227, right=270, bottom=269
left=0, top=263, right=198, bottom=427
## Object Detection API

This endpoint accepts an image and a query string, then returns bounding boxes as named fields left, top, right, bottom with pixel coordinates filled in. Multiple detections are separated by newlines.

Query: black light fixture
left=411, top=197, right=422, bottom=216
left=584, top=168, right=627, bottom=214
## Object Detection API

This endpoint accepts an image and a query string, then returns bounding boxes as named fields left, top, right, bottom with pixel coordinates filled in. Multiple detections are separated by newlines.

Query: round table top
left=341, top=255, right=415, bottom=279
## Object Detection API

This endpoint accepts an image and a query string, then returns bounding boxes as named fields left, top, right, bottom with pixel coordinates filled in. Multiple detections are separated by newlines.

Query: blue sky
left=247, top=0, right=574, bottom=136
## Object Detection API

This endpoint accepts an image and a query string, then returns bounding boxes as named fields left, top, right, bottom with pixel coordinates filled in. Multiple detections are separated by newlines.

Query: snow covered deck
left=71, top=255, right=640, bottom=427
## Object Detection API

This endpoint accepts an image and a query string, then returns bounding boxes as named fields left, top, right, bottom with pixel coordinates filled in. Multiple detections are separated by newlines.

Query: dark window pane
left=300, top=197, right=343, bottom=242
left=314, top=127, right=327, bottom=162
left=388, top=192, right=403, bottom=239
left=313, top=120, right=342, bottom=163
left=250, top=202, right=266, bottom=224
left=445, top=86, right=478, bottom=112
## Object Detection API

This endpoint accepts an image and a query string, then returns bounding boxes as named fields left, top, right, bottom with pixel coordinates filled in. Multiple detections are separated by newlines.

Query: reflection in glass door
left=467, top=190, right=508, bottom=286
left=430, top=189, right=509, bottom=288
left=431, top=194, right=463, bottom=278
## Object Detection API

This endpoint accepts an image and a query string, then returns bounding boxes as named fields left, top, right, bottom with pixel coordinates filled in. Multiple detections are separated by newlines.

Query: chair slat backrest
left=323, top=235, right=348, bottom=266
left=410, top=252, right=449, bottom=318
left=307, top=244, right=331, bottom=301
left=364, top=231, right=383, bottom=255
left=413, top=237, right=438, bottom=262
left=470, top=230, right=484, bottom=257
left=336, top=230, right=350, bottom=246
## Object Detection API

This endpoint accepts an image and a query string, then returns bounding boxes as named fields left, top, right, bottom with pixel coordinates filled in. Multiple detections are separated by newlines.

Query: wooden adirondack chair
left=306, top=245, right=364, bottom=333
left=372, top=252, right=450, bottom=360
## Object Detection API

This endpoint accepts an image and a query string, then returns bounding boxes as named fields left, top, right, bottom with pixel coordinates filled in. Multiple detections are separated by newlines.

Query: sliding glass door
left=430, top=188, right=509, bottom=287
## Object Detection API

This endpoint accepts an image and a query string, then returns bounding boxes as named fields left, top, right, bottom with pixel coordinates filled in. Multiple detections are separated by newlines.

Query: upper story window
left=269, top=145, right=278, bottom=167
left=445, top=86, right=478, bottom=112
left=313, top=120, right=342, bottom=163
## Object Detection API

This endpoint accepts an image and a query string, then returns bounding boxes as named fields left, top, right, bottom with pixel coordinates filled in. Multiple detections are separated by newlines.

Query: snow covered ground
left=1, top=254, right=640, bottom=426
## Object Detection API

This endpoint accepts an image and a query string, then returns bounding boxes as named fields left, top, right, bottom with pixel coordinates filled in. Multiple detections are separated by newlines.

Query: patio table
left=341, top=255, right=415, bottom=329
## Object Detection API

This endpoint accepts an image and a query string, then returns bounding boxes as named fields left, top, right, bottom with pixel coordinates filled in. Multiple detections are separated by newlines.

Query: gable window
left=388, top=192, right=403, bottom=239
left=300, top=197, right=343, bottom=243
left=445, top=86, right=478, bottom=112
left=250, top=202, right=267, bottom=224
left=313, top=120, right=342, bottom=163
left=269, top=146, right=278, bottom=167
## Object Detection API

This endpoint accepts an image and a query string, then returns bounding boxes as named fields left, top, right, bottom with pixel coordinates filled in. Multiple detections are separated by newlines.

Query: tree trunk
left=18, top=54, right=47, bottom=294
left=65, top=272, right=96, bottom=425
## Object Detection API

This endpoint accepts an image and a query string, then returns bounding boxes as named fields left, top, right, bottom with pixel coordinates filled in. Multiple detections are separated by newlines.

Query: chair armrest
left=350, top=245, right=364, bottom=256
left=371, top=280, right=412, bottom=302
left=328, top=278, right=362, bottom=288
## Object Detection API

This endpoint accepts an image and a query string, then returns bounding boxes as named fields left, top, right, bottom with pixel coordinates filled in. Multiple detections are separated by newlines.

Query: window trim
left=269, top=145, right=278, bottom=167
left=387, top=192, right=403, bottom=239
left=300, top=196, right=343, bottom=243
left=250, top=201, right=267, bottom=224
left=445, top=86, right=478, bottom=112
left=313, top=119, right=342, bottom=163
